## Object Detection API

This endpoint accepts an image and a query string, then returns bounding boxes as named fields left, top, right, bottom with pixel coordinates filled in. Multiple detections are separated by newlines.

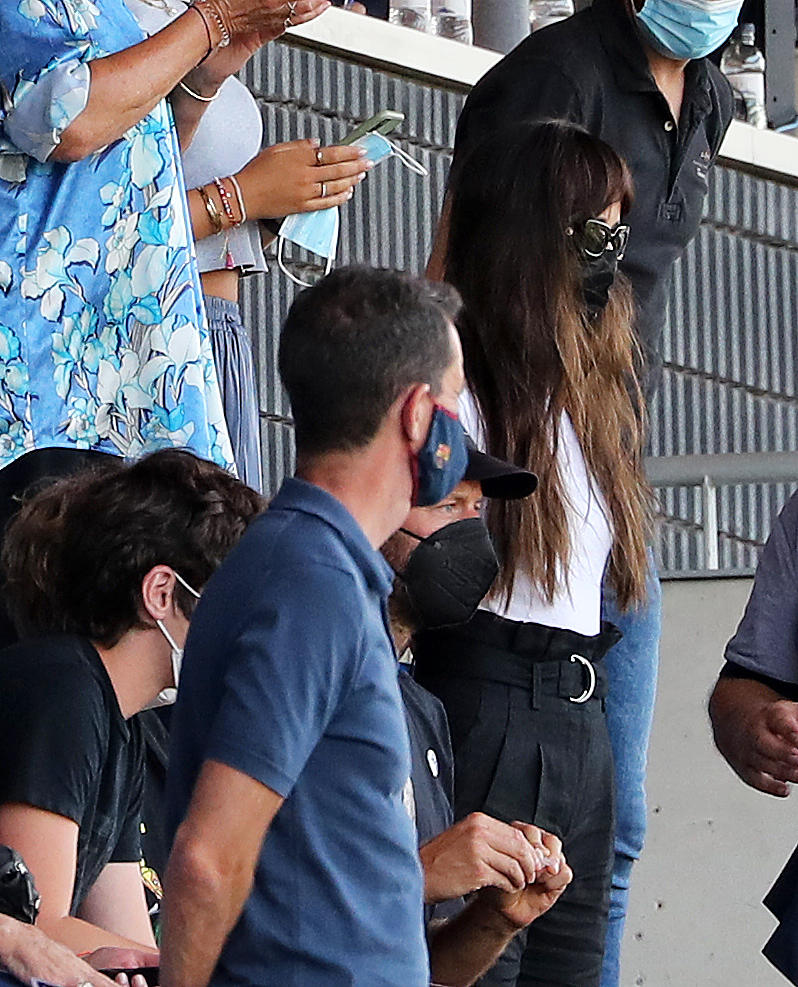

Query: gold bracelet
left=191, top=0, right=230, bottom=50
left=197, top=184, right=223, bottom=235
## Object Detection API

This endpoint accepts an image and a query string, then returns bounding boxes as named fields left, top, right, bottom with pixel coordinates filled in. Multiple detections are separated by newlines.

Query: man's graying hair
left=279, top=266, right=460, bottom=457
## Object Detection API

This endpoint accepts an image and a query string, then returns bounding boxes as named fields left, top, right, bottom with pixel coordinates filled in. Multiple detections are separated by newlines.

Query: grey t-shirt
left=725, top=491, right=798, bottom=685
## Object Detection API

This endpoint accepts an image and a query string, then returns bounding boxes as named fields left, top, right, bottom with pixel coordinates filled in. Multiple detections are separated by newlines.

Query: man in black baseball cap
left=380, top=445, right=565, bottom=987
left=464, top=435, right=537, bottom=501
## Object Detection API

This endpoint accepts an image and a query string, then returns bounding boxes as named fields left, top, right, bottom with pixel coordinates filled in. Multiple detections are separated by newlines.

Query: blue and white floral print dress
left=0, top=0, right=235, bottom=470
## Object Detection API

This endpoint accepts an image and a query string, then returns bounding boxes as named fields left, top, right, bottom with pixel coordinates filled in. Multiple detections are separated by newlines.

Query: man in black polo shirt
left=428, top=2, right=736, bottom=984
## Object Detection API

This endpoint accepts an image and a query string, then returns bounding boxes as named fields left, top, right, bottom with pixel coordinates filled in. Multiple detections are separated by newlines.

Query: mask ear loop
left=277, top=236, right=314, bottom=288
left=276, top=208, right=340, bottom=287
left=385, top=138, right=429, bottom=176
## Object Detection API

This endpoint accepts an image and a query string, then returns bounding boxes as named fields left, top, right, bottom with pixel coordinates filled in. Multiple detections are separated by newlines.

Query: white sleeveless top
left=460, top=391, right=612, bottom=636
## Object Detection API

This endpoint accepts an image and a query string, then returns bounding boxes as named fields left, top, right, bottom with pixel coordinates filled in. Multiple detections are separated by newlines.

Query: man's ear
left=401, top=383, right=433, bottom=452
left=140, top=565, right=177, bottom=623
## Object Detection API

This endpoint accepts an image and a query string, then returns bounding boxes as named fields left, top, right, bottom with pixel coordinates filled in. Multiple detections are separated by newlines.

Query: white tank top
left=460, top=391, right=612, bottom=636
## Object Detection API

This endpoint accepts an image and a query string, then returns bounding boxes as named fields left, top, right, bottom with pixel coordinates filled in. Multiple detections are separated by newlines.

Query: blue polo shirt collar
left=271, top=477, right=395, bottom=596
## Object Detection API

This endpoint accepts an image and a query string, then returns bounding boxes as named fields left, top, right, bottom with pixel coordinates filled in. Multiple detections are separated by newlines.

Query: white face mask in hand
left=145, top=570, right=201, bottom=709
left=277, top=133, right=428, bottom=288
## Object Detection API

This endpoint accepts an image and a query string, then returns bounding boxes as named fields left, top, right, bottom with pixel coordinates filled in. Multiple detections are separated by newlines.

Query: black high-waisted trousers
left=414, top=610, right=621, bottom=987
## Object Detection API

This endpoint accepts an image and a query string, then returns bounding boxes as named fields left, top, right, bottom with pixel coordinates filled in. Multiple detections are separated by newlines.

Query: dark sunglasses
left=567, top=219, right=630, bottom=261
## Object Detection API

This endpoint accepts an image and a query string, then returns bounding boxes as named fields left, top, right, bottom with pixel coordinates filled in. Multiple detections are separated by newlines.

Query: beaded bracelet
left=197, top=184, right=223, bottom=235
left=213, top=177, right=243, bottom=269
left=213, top=177, right=237, bottom=227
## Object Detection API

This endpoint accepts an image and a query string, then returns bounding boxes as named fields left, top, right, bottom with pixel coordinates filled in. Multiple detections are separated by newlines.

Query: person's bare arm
left=52, top=1, right=330, bottom=162
left=0, top=804, right=157, bottom=954
left=186, top=141, right=369, bottom=243
left=709, top=673, right=798, bottom=796
left=78, top=863, right=157, bottom=948
left=0, top=916, right=121, bottom=987
left=52, top=12, right=211, bottom=163
left=159, top=759, right=284, bottom=987
left=426, top=193, right=451, bottom=282
left=427, top=827, right=571, bottom=987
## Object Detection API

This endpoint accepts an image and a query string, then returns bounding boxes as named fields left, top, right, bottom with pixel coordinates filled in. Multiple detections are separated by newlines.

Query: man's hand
left=710, top=675, right=798, bottom=796
left=418, top=812, right=547, bottom=905
left=478, top=827, right=572, bottom=931
left=0, top=915, right=118, bottom=987
left=425, top=825, right=570, bottom=987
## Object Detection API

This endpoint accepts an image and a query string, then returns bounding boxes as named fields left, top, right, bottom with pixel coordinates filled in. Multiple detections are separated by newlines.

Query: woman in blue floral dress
left=0, top=0, right=328, bottom=470
left=0, top=0, right=330, bottom=957
left=0, top=0, right=328, bottom=646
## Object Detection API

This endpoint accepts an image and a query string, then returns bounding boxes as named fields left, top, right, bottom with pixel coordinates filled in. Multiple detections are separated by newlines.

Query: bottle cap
left=740, top=23, right=756, bottom=46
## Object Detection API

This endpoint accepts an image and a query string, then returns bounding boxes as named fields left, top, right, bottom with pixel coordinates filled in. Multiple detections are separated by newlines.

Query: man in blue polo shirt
left=159, top=267, right=468, bottom=987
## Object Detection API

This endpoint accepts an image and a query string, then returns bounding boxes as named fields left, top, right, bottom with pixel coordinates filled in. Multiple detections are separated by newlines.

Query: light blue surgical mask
left=352, top=131, right=429, bottom=174
left=636, top=0, right=743, bottom=60
left=277, top=133, right=428, bottom=287
left=278, top=205, right=341, bottom=288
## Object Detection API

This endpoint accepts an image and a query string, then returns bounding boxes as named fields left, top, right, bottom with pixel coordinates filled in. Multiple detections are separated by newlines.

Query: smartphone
left=99, top=967, right=160, bottom=986
left=341, top=110, right=404, bottom=145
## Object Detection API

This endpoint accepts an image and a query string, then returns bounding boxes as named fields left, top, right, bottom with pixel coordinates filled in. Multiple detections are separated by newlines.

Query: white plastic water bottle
left=720, top=23, right=767, bottom=130
left=432, top=0, right=473, bottom=44
left=529, top=0, right=573, bottom=31
left=389, top=0, right=432, bottom=32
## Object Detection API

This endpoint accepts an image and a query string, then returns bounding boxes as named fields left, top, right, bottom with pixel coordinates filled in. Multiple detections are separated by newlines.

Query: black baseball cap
left=463, top=436, right=537, bottom=500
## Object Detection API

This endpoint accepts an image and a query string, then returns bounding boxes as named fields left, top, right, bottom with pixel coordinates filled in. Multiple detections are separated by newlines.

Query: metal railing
left=646, top=452, right=798, bottom=571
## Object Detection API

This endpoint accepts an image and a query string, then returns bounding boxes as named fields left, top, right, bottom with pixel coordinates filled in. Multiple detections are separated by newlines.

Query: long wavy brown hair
left=445, top=119, right=652, bottom=610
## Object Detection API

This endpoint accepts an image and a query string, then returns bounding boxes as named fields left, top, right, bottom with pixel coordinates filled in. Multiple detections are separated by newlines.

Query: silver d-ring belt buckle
left=569, top=653, right=596, bottom=703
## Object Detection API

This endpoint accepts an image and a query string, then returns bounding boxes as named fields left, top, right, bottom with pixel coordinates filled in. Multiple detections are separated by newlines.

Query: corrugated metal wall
left=239, top=40, right=798, bottom=576
left=652, top=166, right=798, bottom=573
left=239, top=42, right=464, bottom=493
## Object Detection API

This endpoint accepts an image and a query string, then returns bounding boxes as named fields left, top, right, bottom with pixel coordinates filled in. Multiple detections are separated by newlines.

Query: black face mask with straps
left=398, top=517, right=499, bottom=630
left=582, top=251, right=619, bottom=322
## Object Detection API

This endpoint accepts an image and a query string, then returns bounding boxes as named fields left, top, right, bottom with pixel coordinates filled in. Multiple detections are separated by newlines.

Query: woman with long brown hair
left=413, top=119, right=652, bottom=987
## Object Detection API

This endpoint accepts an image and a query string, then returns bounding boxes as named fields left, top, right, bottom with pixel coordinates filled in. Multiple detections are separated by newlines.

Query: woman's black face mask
left=582, top=251, right=619, bottom=322
left=398, top=517, right=499, bottom=630
left=568, top=217, right=626, bottom=322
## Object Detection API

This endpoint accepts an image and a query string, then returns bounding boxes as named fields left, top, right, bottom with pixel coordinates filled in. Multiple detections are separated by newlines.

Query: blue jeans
left=599, top=556, right=661, bottom=987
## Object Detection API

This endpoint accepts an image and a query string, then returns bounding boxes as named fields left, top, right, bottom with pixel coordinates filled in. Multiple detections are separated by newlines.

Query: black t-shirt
left=399, top=667, right=464, bottom=924
left=399, top=667, right=454, bottom=848
left=450, top=0, right=733, bottom=395
left=0, top=636, right=144, bottom=911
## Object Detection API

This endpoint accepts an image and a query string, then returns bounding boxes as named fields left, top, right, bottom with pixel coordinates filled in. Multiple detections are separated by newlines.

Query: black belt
left=413, top=611, right=622, bottom=705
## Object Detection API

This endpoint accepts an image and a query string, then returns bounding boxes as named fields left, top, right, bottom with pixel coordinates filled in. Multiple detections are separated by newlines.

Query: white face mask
left=145, top=571, right=201, bottom=709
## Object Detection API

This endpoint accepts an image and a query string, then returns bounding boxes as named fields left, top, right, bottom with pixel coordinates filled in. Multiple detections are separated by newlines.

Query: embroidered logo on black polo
left=658, top=202, right=683, bottom=222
